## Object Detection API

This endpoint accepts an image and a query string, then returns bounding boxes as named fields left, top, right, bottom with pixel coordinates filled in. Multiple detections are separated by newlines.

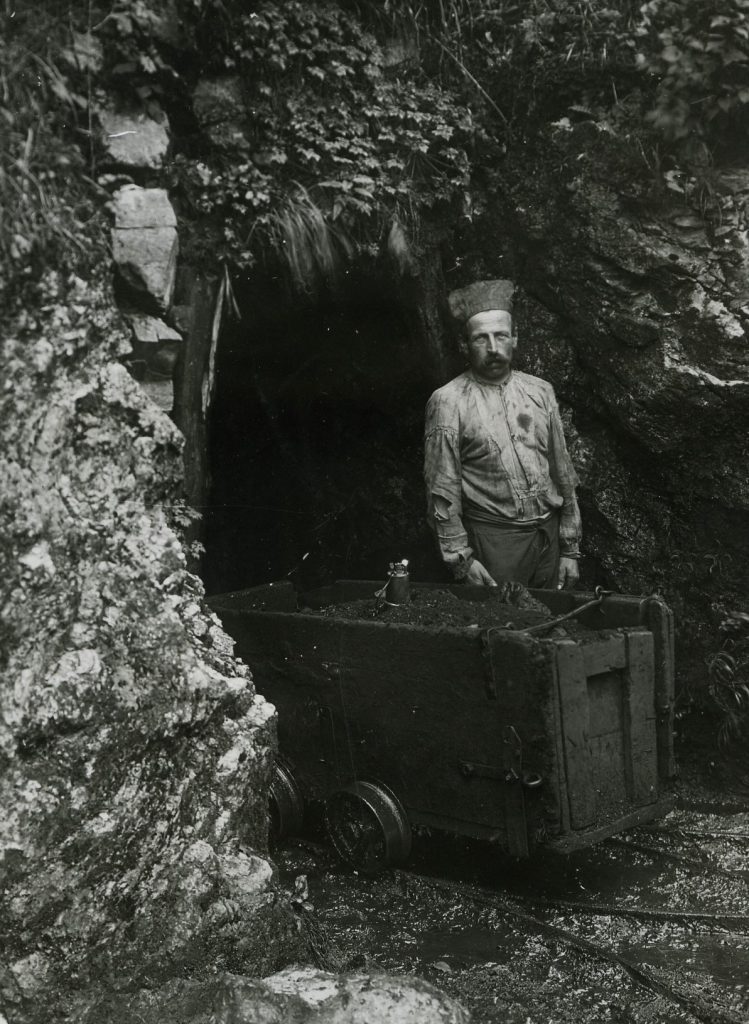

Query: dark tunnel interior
left=202, top=266, right=453, bottom=597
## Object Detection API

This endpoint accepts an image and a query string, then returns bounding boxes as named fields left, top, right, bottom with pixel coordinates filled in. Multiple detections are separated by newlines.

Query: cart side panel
left=555, top=630, right=658, bottom=833
left=624, top=631, right=658, bottom=804
left=482, top=633, right=567, bottom=846
left=215, top=608, right=550, bottom=842
left=555, top=641, right=596, bottom=829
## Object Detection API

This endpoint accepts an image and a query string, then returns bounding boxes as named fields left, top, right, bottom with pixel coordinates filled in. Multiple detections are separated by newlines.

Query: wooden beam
left=582, top=637, right=626, bottom=677
left=623, top=631, right=657, bottom=805
left=555, top=641, right=595, bottom=829
left=647, top=598, right=677, bottom=783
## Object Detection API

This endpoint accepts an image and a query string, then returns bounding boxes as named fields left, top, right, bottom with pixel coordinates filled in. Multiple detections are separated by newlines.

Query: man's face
left=462, top=309, right=516, bottom=383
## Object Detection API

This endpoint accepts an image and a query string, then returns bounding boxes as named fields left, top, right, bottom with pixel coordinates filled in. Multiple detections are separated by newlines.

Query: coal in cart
left=210, top=581, right=675, bottom=873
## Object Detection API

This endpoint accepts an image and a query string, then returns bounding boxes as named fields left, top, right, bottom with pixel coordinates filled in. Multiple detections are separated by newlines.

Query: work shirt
left=424, top=370, right=582, bottom=575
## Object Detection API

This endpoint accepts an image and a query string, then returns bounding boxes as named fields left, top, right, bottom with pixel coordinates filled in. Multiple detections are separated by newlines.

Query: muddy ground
left=275, top=757, right=749, bottom=1024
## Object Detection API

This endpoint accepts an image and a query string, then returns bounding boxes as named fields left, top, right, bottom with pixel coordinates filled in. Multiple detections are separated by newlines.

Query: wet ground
left=276, top=766, right=749, bottom=1024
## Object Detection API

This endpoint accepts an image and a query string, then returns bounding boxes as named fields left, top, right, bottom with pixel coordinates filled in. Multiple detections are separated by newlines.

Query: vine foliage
left=174, top=1, right=473, bottom=281
left=636, top=0, right=749, bottom=152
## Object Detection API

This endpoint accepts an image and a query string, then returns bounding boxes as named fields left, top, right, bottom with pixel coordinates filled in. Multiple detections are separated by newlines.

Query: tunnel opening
left=202, top=263, right=453, bottom=597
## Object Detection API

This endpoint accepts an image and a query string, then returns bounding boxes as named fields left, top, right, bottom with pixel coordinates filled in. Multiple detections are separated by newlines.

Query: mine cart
left=210, top=581, right=675, bottom=873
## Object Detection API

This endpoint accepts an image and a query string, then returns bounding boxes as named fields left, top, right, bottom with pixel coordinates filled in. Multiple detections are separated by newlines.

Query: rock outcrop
left=111, top=184, right=178, bottom=313
left=0, top=274, right=309, bottom=1021
left=99, top=109, right=170, bottom=171
left=86, top=968, right=471, bottom=1023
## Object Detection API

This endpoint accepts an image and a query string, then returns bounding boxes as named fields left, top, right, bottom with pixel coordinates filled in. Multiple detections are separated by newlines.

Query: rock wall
left=0, top=273, right=313, bottom=1020
left=92, top=967, right=470, bottom=1024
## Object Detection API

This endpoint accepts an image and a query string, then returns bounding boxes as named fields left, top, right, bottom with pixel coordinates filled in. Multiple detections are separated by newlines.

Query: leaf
left=724, top=49, right=749, bottom=65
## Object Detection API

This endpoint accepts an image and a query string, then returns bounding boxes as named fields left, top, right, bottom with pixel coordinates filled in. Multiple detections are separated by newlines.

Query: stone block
left=126, top=314, right=182, bottom=345
left=112, top=185, right=177, bottom=229
left=99, top=108, right=170, bottom=170
left=112, top=188, right=179, bottom=312
left=113, top=226, right=179, bottom=312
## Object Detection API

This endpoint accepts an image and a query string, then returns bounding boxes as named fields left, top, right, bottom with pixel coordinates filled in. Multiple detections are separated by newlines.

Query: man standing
left=424, top=279, right=581, bottom=590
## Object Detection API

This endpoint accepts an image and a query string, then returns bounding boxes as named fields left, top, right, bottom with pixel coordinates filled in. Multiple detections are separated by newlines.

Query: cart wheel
left=325, top=780, right=411, bottom=874
left=268, top=758, right=304, bottom=843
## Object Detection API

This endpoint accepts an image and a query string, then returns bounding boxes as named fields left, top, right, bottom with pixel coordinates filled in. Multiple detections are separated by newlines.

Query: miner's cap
left=448, top=279, right=514, bottom=324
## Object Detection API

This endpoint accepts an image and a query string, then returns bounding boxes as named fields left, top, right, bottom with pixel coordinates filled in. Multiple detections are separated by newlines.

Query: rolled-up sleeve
left=424, top=393, right=473, bottom=573
left=547, top=390, right=582, bottom=557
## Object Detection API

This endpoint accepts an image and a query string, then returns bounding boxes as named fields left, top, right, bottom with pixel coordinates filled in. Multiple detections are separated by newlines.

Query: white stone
left=262, top=968, right=471, bottom=1023
left=10, top=953, right=51, bottom=998
left=18, top=541, right=55, bottom=577
left=127, top=314, right=182, bottom=344
left=100, top=109, right=170, bottom=170
left=113, top=225, right=178, bottom=312
left=111, top=185, right=177, bottom=229
left=111, top=186, right=179, bottom=310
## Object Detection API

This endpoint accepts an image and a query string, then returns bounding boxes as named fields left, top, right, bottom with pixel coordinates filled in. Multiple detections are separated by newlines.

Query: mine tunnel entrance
left=202, top=265, right=451, bottom=597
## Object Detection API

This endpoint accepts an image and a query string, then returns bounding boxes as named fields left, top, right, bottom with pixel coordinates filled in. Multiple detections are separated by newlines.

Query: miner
left=424, top=279, right=581, bottom=589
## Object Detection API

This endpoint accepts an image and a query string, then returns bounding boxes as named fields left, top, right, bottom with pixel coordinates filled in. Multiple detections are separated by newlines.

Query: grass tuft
left=0, top=3, right=105, bottom=313
left=266, top=186, right=354, bottom=293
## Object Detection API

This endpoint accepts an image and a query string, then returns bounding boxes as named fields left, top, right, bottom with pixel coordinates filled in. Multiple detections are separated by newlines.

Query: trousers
left=464, top=514, right=560, bottom=588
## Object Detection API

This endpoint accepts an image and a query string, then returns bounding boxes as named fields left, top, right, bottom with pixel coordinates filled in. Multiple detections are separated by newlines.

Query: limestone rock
left=140, top=378, right=174, bottom=411
left=126, top=314, right=182, bottom=345
left=125, top=314, right=182, bottom=388
left=111, top=185, right=178, bottom=311
left=112, top=185, right=177, bottom=230
left=192, top=77, right=250, bottom=151
left=88, top=968, right=471, bottom=1023
left=263, top=968, right=471, bottom=1022
left=99, top=109, right=170, bottom=170
left=0, top=275, right=312, bottom=1022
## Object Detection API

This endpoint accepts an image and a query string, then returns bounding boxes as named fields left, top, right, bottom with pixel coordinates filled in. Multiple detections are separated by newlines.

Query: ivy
left=635, top=0, right=749, bottom=152
left=171, top=1, right=474, bottom=275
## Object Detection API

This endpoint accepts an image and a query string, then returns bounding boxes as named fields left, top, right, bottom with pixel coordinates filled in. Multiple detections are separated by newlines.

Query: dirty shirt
left=424, top=370, right=582, bottom=575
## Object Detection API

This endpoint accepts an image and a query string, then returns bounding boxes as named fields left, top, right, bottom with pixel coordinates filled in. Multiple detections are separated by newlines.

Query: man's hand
left=557, top=556, right=579, bottom=590
left=465, top=559, right=498, bottom=587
